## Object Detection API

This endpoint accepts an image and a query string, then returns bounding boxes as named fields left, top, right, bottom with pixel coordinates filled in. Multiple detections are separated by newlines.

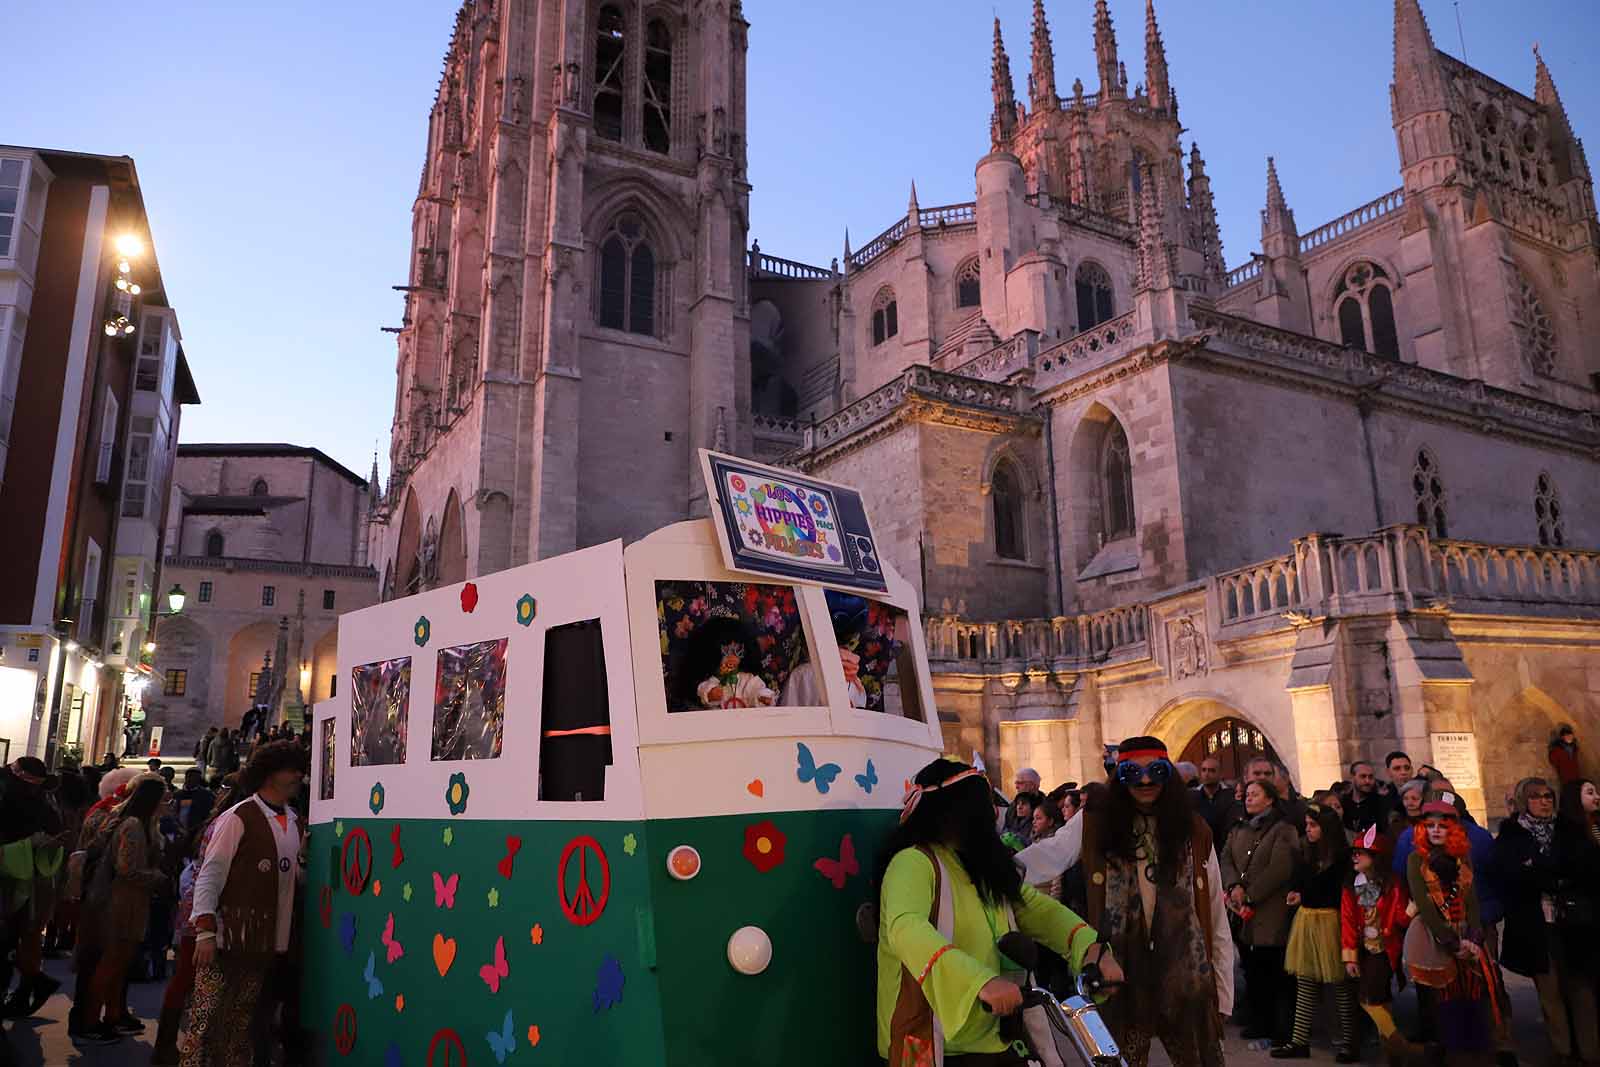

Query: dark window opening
left=539, top=619, right=611, bottom=801
left=643, top=19, right=672, bottom=154
left=204, top=530, right=225, bottom=558
left=163, top=669, right=186, bottom=696
left=1338, top=297, right=1365, bottom=349
left=1369, top=285, right=1399, bottom=360
left=593, top=6, right=625, bottom=143
left=198, top=581, right=213, bottom=603
left=956, top=260, right=981, bottom=308
left=630, top=242, right=656, bottom=335
left=871, top=294, right=898, bottom=346
left=323, top=589, right=336, bottom=611
left=1102, top=422, right=1135, bottom=540
left=992, top=460, right=1024, bottom=561
left=1075, top=262, right=1114, bottom=330
left=599, top=235, right=626, bottom=329
left=250, top=478, right=269, bottom=496
left=596, top=212, right=657, bottom=337
left=262, top=585, right=275, bottom=607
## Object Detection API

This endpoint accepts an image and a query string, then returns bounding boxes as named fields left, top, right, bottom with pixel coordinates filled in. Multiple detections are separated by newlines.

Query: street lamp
left=167, top=583, right=187, bottom=614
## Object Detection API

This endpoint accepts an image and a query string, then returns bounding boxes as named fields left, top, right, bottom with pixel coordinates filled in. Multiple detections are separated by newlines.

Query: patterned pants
left=180, top=957, right=269, bottom=1067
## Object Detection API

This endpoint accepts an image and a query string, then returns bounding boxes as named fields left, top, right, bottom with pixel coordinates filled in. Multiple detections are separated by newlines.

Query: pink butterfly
left=433, top=871, right=459, bottom=909
left=479, top=935, right=509, bottom=993
left=813, top=833, right=859, bottom=890
left=381, top=911, right=404, bottom=965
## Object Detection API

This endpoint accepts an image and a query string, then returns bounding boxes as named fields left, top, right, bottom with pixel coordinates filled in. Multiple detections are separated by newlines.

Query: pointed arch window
left=955, top=257, right=981, bottom=309
left=204, top=530, right=225, bottom=558
left=1534, top=473, right=1564, bottom=547
left=250, top=478, right=269, bottom=496
left=593, top=5, right=626, bottom=143
left=1075, top=261, right=1115, bottom=331
left=871, top=287, right=898, bottom=346
left=642, top=18, right=673, bottom=154
left=1413, top=448, right=1447, bottom=539
left=596, top=211, right=658, bottom=337
left=991, top=459, right=1025, bottom=561
left=1101, top=421, right=1135, bottom=541
left=1334, top=262, right=1399, bottom=360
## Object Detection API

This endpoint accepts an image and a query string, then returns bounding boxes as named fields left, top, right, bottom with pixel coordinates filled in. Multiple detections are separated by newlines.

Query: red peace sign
left=341, top=828, right=373, bottom=896
left=333, top=1003, right=357, bottom=1056
left=427, top=1027, right=468, bottom=1067
left=557, top=835, right=611, bottom=927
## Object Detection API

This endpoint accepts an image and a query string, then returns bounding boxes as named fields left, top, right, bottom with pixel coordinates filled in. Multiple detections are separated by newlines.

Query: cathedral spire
left=908, top=180, right=919, bottom=213
left=991, top=17, right=1018, bottom=149
left=1093, top=0, right=1121, bottom=99
left=842, top=227, right=852, bottom=274
left=1144, top=0, right=1170, bottom=111
left=1029, top=0, right=1058, bottom=112
left=1533, top=44, right=1567, bottom=120
left=1188, top=143, right=1225, bottom=286
left=1262, top=156, right=1299, bottom=258
left=1136, top=163, right=1173, bottom=291
left=1391, top=0, right=1447, bottom=122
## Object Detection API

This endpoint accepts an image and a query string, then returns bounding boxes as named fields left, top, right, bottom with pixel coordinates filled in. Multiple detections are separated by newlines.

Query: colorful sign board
left=699, top=451, right=887, bottom=593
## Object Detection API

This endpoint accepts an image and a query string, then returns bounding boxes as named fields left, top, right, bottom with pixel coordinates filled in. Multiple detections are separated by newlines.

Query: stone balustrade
left=748, top=250, right=832, bottom=280
left=946, top=334, right=1033, bottom=381
left=918, top=202, right=976, bottom=228
left=1223, top=257, right=1263, bottom=289
left=1297, top=188, right=1404, bottom=256
left=846, top=204, right=979, bottom=273
left=796, top=365, right=1026, bottom=455
left=1215, top=555, right=1302, bottom=625
left=925, top=603, right=1149, bottom=666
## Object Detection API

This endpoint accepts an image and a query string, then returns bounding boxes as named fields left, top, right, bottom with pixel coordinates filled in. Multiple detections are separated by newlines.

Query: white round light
left=666, top=845, right=701, bottom=881
left=726, top=925, right=772, bottom=976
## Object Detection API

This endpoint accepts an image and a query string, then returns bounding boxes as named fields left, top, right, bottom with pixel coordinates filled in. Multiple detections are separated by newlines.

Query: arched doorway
left=1180, top=717, right=1281, bottom=782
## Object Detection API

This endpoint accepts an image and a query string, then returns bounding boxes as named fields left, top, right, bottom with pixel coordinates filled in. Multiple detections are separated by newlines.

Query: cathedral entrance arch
left=1147, top=696, right=1283, bottom=783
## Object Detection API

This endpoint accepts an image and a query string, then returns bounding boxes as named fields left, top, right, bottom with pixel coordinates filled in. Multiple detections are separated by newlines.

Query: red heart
left=747, top=779, right=764, bottom=798
left=497, top=835, right=523, bottom=879
left=460, top=582, right=479, bottom=613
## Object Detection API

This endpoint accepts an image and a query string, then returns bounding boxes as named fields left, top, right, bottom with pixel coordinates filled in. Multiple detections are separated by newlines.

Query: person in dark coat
left=1548, top=725, right=1582, bottom=786
left=1343, top=761, right=1389, bottom=835
left=1190, top=755, right=1234, bottom=850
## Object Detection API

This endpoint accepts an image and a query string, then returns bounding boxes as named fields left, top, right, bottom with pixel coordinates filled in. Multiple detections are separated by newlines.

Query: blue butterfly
left=485, top=1007, right=515, bottom=1064
left=855, top=758, right=878, bottom=795
left=384, top=1041, right=404, bottom=1067
left=338, top=912, right=357, bottom=956
left=363, top=951, right=384, bottom=999
left=593, top=953, right=625, bottom=1013
left=796, top=742, right=842, bottom=794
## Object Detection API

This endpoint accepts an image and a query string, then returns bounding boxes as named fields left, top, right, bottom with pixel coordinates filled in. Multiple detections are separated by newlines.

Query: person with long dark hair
left=876, top=758, right=1120, bottom=1066
left=1015, top=736, right=1232, bottom=1067
left=1547, top=778, right=1600, bottom=1063
left=1275, top=803, right=1356, bottom=1059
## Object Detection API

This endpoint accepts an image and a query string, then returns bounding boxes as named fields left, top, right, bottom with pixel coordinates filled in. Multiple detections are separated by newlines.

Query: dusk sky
left=12, top=0, right=1597, bottom=483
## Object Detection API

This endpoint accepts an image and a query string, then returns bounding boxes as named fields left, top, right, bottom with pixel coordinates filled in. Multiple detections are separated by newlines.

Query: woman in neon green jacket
left=875, top=759, right=1122, bottom=1066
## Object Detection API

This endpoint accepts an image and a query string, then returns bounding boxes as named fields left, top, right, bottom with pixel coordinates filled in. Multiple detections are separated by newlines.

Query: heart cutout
left=432, top=933, right=457, bottom=977
left=747, top=778, right=764, bottom=798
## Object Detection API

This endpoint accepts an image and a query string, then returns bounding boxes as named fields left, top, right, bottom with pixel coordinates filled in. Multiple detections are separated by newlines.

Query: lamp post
left=126, top=584, right=187, bottom=761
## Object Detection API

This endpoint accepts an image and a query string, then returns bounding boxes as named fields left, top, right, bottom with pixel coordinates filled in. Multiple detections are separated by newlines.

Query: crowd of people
left=0, top=724, right=312, bottom=1066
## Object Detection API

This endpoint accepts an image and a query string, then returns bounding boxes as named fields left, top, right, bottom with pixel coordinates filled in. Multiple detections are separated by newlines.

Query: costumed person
left=1341, top=825, right=1422, bottom=1066
left=182, top=741, right=306, bottom=1067
left=1275, top=803, right=1357, bottom=1060
left=875, top=759, right=1122, bottom=1066
left=1016, top=737, right=1233, bottom=1067
left=780, top=594, right=868, bottom=708
left=1404, top=791, right=1500, bottom=1064
left=689, top=617, right=776, bottom=709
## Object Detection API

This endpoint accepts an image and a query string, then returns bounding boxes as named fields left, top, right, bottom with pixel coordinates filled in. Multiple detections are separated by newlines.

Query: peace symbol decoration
left=333, top=1002, right=358, bottom=1056
left=557, top=835, right=612, bottom=927
left=342, top=828, right=374, bottom=896
left=427, top=1027, right=468, bottom=1067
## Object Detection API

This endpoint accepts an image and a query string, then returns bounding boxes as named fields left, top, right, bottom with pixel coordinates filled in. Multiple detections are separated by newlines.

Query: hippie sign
left=700, top=450, right=887, bottom=593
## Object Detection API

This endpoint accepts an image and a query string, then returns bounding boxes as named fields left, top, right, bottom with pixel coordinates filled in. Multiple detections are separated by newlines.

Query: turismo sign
left=700, top=450, right=887, bottom=593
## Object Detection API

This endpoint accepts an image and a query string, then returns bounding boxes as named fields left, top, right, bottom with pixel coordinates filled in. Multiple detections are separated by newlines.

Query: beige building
left=371, top=0, right=1598, bottom=817
left=146, top=444, right=378, bottom=756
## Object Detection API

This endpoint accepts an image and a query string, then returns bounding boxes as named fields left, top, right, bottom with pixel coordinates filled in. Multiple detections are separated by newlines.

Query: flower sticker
left=622, top=833, right=637, bottom=856
left=742, top=820, right=787, bottom=873
left=369, top=782, right=386, bottom=815
left=730, top=475, right=746, bottom=493
left=515, top=594, right=537, bottom=627
left=809, top=495, right=829, bottom=517
left=734, top=498, right=753, bottom=515
left=460, top=582, right=479, bottom=613
left=414, top=615, right=431, bottom=647
left=445, top=772, right=471, bottom=816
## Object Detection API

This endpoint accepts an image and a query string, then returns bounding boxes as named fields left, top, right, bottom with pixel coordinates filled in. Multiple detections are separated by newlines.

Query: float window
left=829, top=590, right=925, bottom=721
left=350, top=657, right=410, bottom=766
left=431, top=638, right=508, bottom=761
left=539, top=619, right=611, bottom=801
left=319, top=717, right=336, bottom=800
left=656, top=580, right=814, bottom=712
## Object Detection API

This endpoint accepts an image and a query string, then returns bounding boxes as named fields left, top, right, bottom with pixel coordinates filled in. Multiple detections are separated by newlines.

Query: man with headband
left=1015, top=736, right=1232, bottom=1067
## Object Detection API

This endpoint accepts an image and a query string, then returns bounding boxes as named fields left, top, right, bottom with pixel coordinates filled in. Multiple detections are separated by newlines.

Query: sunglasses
left=1115, top=758, right=1175, bottom=786
left=1526, top=792, right=1555, bottom=802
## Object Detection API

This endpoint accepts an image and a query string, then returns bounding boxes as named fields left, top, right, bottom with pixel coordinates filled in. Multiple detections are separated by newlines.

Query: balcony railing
left=1297, top=188, right=1404, bottom=256
left=925, top=603, right=1149, bottom=665
left=747, top=250, right=832, bottom=280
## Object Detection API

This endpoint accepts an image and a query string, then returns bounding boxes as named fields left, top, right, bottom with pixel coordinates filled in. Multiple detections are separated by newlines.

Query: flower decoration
left=445, top=772, right=471, bottom=816
left=730, top=475, right=747, bottom=492
left=734, top=498, right=753, bottom=515
left=369, top=782, right=386, bottom=815
left=413, top=615, right=431, bottom=647
left=515, top=594, right=537, bottom=627
left=742, top=820, right=787, bottom=873
left=809, top=496, right=829, bottom=517
left=460, top=582, right=479, bottom=613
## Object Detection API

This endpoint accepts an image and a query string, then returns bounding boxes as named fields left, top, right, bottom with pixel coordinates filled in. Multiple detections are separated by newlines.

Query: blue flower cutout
left=369, top=781, right=386, bottom=815
left=515, top=594, right=536, bottom=627
left=446, top=772, right=471, bottom=816
left=413, top=615, right=431, bottom=647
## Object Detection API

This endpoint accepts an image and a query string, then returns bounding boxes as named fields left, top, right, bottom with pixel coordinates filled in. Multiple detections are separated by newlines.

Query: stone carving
left=1168, top=614, right=1207, bottom=679
left=510, top=74, right=525, bottom=123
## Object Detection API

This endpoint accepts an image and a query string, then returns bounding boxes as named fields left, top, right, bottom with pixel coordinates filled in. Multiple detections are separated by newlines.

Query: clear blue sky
left=12, top=1, right=1596, bottom=482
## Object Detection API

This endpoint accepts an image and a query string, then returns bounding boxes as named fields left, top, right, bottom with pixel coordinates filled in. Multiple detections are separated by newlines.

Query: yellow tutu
left=1285, top=907, right=1345, bottom=983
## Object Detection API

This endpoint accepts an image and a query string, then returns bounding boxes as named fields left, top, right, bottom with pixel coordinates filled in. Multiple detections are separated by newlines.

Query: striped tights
left=1290, top=976, right=1358, bottom=1050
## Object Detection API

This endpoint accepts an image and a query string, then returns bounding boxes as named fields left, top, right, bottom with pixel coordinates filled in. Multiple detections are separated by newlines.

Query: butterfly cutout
left=855, top=758, right=878, bottom=794
left=497, top=836, right=522, bottom=880
left=338, top=912, right=357, bottom=955
left=593, top=953, right=625, bottom=1013
left=384, top=1041, right=405, bottom=1067
left=479, top=935, right=509, bottom=993
left=433, top=871, right=459, bottom=909
left=363, top=951, right=384, bottom=999
left=795, top=742, right=842, bottom=794
left=485, top=1007, right=515, bottom=1064
left=390, top=824, right=405, bottom=868
left=381, top=911, right=404, bottom=964
left=814, top=833, right=859, bottom=890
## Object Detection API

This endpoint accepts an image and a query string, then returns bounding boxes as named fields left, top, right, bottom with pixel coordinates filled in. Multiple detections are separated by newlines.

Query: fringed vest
left=216, top=801, right=287, bottom=959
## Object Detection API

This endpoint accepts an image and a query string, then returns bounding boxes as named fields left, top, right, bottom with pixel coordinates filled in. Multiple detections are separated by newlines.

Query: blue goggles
left=1115, top=758, right=1175, bottom=786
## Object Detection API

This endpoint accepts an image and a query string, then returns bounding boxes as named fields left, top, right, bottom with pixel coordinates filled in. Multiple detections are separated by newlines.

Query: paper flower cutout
left=487, top=886, right=500, bottom=908
left=373, top=879, right=383, bottom=897
left=527, top=1025, right=541, bottom=1047
left=445, top=772, right=470, bottom=816
left=369, top=782, right=386, bottom=815
left=742, top=820, right=787, bottom=873
left=460, top=582, right=479, bottom=613
left=413, top=615, right=431, bottom=647
left=622, top=833, right=638, bottom=856
left=402, top=882, right=413, bottom=902
left=395, top=994, right=405, bottom=1013
left=335, top=820, right=345, bottom=836
left=530, top=924, right=543, bottom=946
left=443, top=827, right=454, bottom=846
left=515, top=594, right=537, bottom=627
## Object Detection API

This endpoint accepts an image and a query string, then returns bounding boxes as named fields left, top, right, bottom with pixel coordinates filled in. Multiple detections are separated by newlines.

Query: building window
left=991, top=459, right=1025, bottom=560
left=1333, top=262, right=1400, bottom=360
left=262, top=585, right=276, bottom=607
left=250, top=478, right=269, bottom=496
left=642, top=18, right=673, bottom=154
left=198, top=580, right=213, bottom=604
left=596, top=211, right=658, bottom=336
left=163, top=669, right=187, bottom=696
left=0, top=307, right=24, bottom=489
left=329, top=674, right=338, bottom=698
left=205, top=530, right=225, bottom=558
left=248, top=671, right=262, bottom=700
left=323, top=589, right=336, bottom=611
left=95, top=389, right=119, bottom=484
left=593, top=5, right=626, bottom=143
left=871, top=287, right=898, bottom=346
left=955, top=257, right=981, bottom=309
left=135, top=313, right=164, bottom=392
left=78, top=539, right=102, bottom=645
left=1101, top=421, right=1135, bottom=540
left=1075, top=261, right=1115, bottom=331
left=1511, top=271, right=1559, bottom=378
left=122, top=416, right=154, bottom=518
left=1535, top=473, right=1564, bottom=547
left=0, top=159, right=23, bottom=258
left=1413, top=448, right=1447, bottom=539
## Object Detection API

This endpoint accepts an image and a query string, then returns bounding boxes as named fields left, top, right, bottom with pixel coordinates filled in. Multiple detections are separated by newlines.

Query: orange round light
left=667, top=844, right=701, bottom=881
